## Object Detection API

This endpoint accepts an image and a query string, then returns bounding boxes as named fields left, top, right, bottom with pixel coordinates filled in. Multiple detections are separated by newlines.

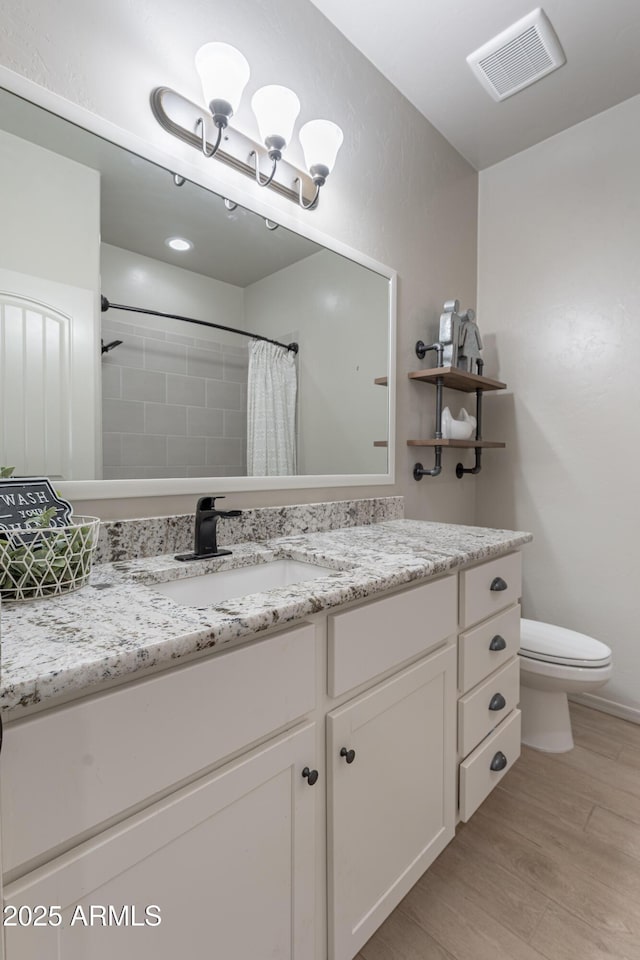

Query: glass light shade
left=299, top=119, right=344, bottom=175
left=251, top=85, right=301, bottom=149
left=194, top=42, right=250, bottom=114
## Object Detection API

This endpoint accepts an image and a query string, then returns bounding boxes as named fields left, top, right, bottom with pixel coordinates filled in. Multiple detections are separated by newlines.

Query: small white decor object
left=0, top=516, right=100, bottom=603
left=441, top=407, right=476, bottom=441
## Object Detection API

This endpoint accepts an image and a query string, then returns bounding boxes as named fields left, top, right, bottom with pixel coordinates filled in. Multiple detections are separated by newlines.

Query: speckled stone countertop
left=0, top=519, right=531, bottom=718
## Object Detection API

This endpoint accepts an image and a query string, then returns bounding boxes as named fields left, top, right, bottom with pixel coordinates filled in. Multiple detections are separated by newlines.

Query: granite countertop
left=0, top=519, right=532, bottom=718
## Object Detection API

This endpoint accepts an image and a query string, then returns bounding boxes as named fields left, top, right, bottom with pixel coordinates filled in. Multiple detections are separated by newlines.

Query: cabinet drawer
left=460, top=553, right=522, bottom=628
left=2, top=623, right=316, bottom=876
left=459, top=604, right=521, bottom=694
left=459, top=709, right=521, bottom=822
left=458, top=657, right=520, bottom=758
left=328, top=575, right=457, bottom=697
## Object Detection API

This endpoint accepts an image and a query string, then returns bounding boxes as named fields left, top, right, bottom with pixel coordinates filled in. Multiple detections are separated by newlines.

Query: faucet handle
left=196, top=495, right=225, bottom=513
left=195, top=496, right=241, bottom=518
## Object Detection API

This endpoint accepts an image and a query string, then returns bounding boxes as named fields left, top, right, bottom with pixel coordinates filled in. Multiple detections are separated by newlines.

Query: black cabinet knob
left=302, top=766, right=319, bottom=786
left=489, top=693, right=507, bottom=712
left=490, top=576, right=508, bottom=592
left=490, top=751, right=508, bottom=772
left=489, top=634, right=507, bottom=651
left=340, top=747, right=356, bottom=764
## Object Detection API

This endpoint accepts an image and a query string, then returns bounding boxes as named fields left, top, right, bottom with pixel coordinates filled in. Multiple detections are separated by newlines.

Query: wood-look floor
left=357, top=703, right=640, bottom=960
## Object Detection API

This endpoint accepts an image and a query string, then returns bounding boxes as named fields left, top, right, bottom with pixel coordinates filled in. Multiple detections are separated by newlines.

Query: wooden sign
left=0, top=477, right=73, bottom=532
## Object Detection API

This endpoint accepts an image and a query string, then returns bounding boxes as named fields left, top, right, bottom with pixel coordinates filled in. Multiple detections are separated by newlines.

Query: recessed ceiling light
left=165, top=237, right=193, bottom=251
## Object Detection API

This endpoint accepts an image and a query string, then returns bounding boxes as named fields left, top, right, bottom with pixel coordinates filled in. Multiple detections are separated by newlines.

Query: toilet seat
left=520, top=618, right=612, bottom=669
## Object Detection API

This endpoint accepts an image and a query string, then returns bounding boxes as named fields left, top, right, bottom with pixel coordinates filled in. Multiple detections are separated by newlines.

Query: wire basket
left=0, top=516, right=100, bottom=603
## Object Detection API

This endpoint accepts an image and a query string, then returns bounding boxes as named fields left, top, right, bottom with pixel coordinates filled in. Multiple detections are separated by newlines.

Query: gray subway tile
left=122, top=368, right=166, bottom=403
left=145, top=403, right=187, bottom=436
left=223, top=353, right=248, bottom=382
left=194, top=336, right=225, bottom=352
left=101, top=364, right=121, bottom=399
left=187, top=406, right=224, bottom=437
left=188, top=465, right=226, bottom=478
left=103, top=398, right=145, bottom=434
left=166, top=332, right=195, bottom=346
left=104, top=465, right=188, bottom=480
left=206, top=378, right=241, bottom=410
left=145, top=339, right=187, bottom=374
left=224, top=409, right=245, bottom=438
left=206, top=437, right=243, bottom=465
left=121, top=434, right=167, bottom=467
left=102, top=432, right=122, bottom=467
left=167, top=373, right=206, bottom=407
left=187, top=346, right=223, bottom=380
left=167, top=436, right=207, bottom=466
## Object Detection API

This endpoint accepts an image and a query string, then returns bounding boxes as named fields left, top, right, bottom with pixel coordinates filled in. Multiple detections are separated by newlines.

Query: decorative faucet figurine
left=175, top=496, right=242, bottom=561
left=438, top=299, right=483, bottom=372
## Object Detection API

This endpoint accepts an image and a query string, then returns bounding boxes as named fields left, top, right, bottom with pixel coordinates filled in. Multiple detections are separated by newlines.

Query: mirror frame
left=0, top=66, right=396, bottom=500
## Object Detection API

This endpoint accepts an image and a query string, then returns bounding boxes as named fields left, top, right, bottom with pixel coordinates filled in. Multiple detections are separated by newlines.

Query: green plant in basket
left=0, top=467, right=98, bottom=601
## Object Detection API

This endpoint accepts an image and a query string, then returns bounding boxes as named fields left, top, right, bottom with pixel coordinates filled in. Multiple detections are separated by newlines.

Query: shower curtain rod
left=100, top=296, right=299, bottom=354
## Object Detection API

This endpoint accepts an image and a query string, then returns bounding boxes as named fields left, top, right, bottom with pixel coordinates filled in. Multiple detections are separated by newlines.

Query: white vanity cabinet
left=327, top=645, right=456, bottom=960
left=457, top=552, right=523, bottom=821
left=3, top=722, right=317, bottom=960
left=1, top=552, right=524, bottom=960
left=2, top=624, right=320, bottom=960
left=324, top=575, right=457, bottom=960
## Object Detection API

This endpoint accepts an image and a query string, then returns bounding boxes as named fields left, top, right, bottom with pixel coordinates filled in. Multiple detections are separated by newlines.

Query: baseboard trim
left=569, top=693, right=640, bottom=726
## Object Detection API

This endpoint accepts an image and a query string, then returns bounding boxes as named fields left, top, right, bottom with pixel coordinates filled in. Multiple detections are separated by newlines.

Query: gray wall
left=101, top=244, right=247, bottom=479
left=477, top=93, right=640, bottom=719
left=244, top=250, right=389, bottom=476
left=0, top=128, right=100, bottom=290
left=1, top=0, right=478, bottom=520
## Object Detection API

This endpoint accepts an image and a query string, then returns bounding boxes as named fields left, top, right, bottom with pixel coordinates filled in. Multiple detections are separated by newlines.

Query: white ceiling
left=310, top=0, right=640, bottom=169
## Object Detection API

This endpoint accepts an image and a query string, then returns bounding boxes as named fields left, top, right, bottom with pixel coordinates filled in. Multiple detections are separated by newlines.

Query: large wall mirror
left=0, top=81, right=395, bottom=499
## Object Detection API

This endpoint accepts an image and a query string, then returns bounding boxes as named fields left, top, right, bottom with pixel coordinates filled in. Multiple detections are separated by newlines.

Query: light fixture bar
left=151, top=87, right=317, bottom=205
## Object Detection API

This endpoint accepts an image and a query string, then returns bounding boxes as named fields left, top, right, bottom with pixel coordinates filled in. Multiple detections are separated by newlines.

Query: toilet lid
left=520, top=618, right=612, bottom=668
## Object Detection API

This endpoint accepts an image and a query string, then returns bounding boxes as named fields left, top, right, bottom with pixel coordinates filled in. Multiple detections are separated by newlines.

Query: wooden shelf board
left=374, top=377, right=388, bottom=386
left=373, top=440, right=388, bottom=447
left=406, top=439, right=506, bottom=449
left=408, top=366, right=507, bottom=392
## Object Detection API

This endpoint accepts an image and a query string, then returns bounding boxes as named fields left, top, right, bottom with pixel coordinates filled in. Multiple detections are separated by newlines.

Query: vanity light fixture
left=250, top=85, right=300, bottom=187
left=150, top=43, right=343, bottom=209
left=297, top=119, right=344, bottom=209
left=194, top=42, right=250, bottom=157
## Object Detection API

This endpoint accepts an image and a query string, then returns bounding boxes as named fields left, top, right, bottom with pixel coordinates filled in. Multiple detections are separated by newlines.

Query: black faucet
left=175, top=496, right=242, bottom=562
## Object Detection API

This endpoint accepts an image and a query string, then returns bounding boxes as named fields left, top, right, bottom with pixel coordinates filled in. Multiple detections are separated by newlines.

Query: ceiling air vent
left=467, top=8, right=565, bottom=102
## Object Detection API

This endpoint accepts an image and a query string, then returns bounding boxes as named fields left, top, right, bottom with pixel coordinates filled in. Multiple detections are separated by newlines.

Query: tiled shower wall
left=101, top=317, right=248, bottom=479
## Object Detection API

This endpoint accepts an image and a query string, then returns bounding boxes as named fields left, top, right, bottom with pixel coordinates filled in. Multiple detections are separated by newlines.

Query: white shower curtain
left=246, top=339, right=297, bottom=476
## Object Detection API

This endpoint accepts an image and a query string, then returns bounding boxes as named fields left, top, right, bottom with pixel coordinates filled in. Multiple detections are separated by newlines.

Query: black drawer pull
left=490, top=751, right=508, bottom=772
left=340, top=747, right=356, bottom=764
left=489, top=693, right=506, bottom=711
left=302, top=766, right=319, bottom=786
left=490, top=576, right=508, bottom=592
left=489, top=634, right=507, bottom=651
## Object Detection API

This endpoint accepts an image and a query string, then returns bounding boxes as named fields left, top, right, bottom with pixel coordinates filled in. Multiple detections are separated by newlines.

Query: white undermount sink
left=152, top=558, right=334, bottom=607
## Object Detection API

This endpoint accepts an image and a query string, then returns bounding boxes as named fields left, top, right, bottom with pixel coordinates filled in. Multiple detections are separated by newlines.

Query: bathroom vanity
left=0, top=506, right=531, bottom=960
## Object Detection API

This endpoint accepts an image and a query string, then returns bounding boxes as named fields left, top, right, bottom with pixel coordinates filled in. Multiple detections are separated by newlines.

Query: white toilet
left=519, top=618, right=612, bottom=753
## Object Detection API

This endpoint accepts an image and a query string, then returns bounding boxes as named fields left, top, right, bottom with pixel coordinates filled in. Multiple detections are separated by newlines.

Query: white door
left=0, top=268, right=99, bottom=480
left=3, top=722, right=317, bottom=960
left=327, top=645, right=457, bottom=960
